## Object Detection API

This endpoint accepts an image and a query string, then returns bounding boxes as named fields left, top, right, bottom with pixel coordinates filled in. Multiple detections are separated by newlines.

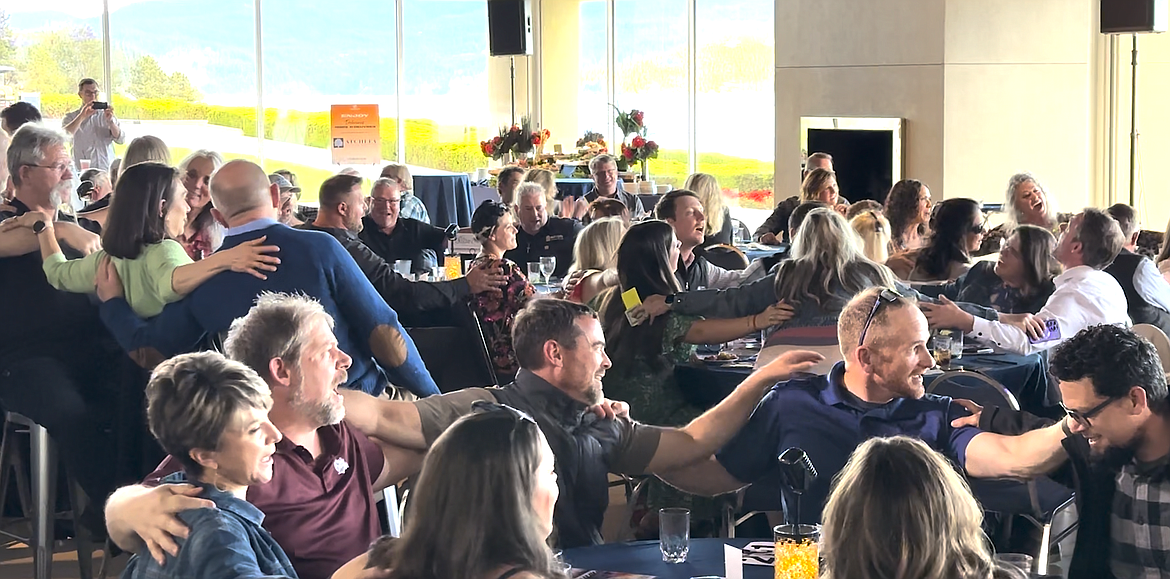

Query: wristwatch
left=32, top=221, right=49, bottom=235
left=665, top=294, right=678, bottom=306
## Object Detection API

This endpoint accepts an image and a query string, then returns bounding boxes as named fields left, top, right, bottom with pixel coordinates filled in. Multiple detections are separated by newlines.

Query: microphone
left=776, top=447, right=817, bottom=526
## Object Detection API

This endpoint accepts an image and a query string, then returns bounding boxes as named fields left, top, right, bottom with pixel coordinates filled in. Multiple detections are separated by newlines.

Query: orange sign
left=330, top=104, right=381, bottom=165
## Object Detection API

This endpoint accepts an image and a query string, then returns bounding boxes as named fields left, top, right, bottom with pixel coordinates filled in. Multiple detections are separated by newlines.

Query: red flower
left=631, top=135, right=646, bottom=148
left=531, top=134, right=542, bottom=145
left=621, top=144, right=635, bottom=161
left=492, top=136, right=502, bottom=145
left=631, top=110, right=644, bottom=126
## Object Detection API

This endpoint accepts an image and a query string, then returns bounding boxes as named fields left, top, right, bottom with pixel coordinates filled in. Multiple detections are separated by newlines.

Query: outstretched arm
left=963, top=419, right=1070, bottom=478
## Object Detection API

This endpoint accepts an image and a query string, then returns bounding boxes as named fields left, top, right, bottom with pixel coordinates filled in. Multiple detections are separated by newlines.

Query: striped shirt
left=1111, top=458, right=1170, bottom=577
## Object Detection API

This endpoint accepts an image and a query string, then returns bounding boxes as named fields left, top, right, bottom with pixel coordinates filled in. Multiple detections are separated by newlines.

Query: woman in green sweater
left=25, top=162, right=279, bottom=317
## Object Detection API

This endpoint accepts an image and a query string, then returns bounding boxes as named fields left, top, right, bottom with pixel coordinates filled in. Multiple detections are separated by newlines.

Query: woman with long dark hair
left=915, top=224, right=1059, bottom=314
left=597, top=220, right=790, bottom=426
left=885, top=198, right=986, bottom=282
left=336, top=406, right=566, bottom=579
left=884, top=179, right=932, bottom=253
left=27, top=162, right=278, bottom=317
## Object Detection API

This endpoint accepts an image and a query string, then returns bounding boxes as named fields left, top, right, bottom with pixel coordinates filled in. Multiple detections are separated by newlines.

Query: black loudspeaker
left=488, top=0, right=532, bottom=56
left=1101, top=0, right=1167, bottom=33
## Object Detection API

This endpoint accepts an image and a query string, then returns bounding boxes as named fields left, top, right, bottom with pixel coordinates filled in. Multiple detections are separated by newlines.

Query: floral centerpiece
left=613, top=106, right=658, bottom=180
left=479, top=116, right=549, bottom=162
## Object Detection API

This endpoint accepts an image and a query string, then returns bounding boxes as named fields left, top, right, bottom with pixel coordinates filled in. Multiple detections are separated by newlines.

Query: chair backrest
left=1132, top=323, right=1170, bottom=374
left=700, top=244, right=750, bottom=270
left=927, top=370, right=1020, bottom=412
left=731, top=218, right=750, bottom=242
left=405, top=302, right=498, bottom=392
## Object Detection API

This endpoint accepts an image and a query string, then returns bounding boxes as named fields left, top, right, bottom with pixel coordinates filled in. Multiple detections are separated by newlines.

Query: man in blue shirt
left=95, top=160, right=439, bottom=398
left=658, top=287, right=1071, bottom=524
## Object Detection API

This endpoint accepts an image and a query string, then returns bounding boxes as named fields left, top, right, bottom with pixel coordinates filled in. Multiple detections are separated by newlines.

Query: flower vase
left=640, top=161, right=649, bottom=182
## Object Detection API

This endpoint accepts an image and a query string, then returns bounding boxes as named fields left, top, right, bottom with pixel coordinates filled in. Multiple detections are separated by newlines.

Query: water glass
left=528, top=262, right=543, bottom=284
left=394, top=260, right=412, bottom=278
left=659, top=508, right=690, bottom=563
left=774, top=524, right=820, bottom=579
left=444, top=255, right=463, bottom=280
left=540, top=256, right=556, bottom=281
left=994, top=553, right=1033, bottom=574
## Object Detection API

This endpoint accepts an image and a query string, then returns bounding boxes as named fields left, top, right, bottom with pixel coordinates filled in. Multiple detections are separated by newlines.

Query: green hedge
left=36, top=94, right=775, bottom=195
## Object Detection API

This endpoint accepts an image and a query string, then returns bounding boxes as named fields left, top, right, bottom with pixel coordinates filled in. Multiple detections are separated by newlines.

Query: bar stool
left=0, top=411, right=99, bottom=579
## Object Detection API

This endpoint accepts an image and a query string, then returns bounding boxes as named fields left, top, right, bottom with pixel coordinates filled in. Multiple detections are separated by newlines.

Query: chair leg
left=31, top=422, right=57, bottom=579
left=1035, top=520, right=1053, bottom=574
left=0, top=418, right=16, bottom=521
left=67, top=476, right=94, bottom=579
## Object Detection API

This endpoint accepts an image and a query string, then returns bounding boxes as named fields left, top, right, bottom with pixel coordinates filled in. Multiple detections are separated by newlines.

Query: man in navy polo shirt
left=658, top=287, right=1074, bottom=524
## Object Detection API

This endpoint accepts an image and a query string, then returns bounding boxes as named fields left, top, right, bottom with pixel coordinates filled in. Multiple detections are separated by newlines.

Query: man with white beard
left=0, top=122, right=128, bottom=522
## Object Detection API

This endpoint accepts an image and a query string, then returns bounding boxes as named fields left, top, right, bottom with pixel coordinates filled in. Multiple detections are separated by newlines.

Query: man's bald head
left=837, top=287, right=917, bottom=360
left=209, top=159, right=278, bottom=220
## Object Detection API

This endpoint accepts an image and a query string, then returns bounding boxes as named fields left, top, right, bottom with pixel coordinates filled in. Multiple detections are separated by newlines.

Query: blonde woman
left=380, top=163, right=429, bottom=223
left=564, top=217, right=626, bottom=305
left=683, top=172, right=732, bottom=246
left=850, top=210, right=891, bottom=264
left=122, top=135, right=171, bottom=171
left=524, top=168, right=585, bottom=219
left=821, top=436, right=1026, bottom=579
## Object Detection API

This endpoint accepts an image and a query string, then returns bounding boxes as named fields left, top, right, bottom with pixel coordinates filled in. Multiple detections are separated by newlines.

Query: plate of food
left=700, top=351, right=739, bottom=363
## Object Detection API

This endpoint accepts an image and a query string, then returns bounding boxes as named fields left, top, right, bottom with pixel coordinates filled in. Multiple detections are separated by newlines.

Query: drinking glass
left=937, top=328, right=964, bottom=359
left=540, top=256, right=556, bottom=281
left=528, top=262, right=543, bottom=284
left=659, top=508, right=690, bottom=563
left=79, top=159, right=92, bottom=171
left=932, top=334, right=953, bottom=368
left=394, top=260, right=412, bottom=278
left=444, top=255, right=463, bottom=280
left=773, top=524, right=819, bottom=579
left=994, top=553, right=1033, bottom=574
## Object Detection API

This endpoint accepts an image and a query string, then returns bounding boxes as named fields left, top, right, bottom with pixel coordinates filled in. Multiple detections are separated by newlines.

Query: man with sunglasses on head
left=973, top=324, right=1170, bottom=578
left=920, top=207, right=1130, bottom=354
left=654, top=287, right=1075, bottom=525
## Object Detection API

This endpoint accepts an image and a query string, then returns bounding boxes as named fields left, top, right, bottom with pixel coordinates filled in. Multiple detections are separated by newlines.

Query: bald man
left=95, top=160, right=439, bottom=398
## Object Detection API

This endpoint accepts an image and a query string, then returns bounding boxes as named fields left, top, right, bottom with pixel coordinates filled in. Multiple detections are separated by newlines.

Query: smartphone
left=92, top=102, right=109, bottom=110
left=1027, top=318, right=1062, bottom=344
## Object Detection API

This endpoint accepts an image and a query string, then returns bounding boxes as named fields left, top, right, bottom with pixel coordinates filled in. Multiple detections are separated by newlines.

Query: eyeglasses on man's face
left=1060, top=397, right=1121, bottom=429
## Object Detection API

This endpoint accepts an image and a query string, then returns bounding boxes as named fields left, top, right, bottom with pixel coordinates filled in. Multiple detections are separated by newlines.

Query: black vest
left=676, top=254, right=711, bottom=291
left=1104, top=250, right=1170, bottom=337
left=491, top=372, right=626, bottom=548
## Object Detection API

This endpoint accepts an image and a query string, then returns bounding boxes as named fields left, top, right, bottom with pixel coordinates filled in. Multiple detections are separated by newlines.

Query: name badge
left=545, top=235, right=564, bottom=242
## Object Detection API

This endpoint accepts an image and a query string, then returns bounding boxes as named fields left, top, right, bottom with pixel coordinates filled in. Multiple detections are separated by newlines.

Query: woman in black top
left=914, top=224, right=1060, bottom=315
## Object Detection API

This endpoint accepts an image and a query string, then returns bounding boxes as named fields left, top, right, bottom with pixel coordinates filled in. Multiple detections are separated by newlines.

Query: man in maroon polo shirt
left=103, top=292, right=425, bottom=579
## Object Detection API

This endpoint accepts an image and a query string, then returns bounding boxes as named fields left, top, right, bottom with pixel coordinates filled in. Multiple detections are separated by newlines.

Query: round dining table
left=564, top=539, right=1060, bottom=579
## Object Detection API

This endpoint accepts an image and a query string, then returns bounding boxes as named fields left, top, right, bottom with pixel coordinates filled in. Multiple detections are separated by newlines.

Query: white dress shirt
left=969, top=265, right=1131, bottom=355
left=1132, top=255, right=1170, bottom=313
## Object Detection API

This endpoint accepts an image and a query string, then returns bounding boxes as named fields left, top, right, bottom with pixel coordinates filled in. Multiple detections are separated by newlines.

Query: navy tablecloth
left=415, top=174, right=473, bottom=227
left=556, top=178, right=595, bottom=200
left=564, top=539, right=1057, bottom=578
left=676, top=352, right=1051, bottom=414
left=735, top=243, right=788, bottom=262
left=565, top=539, right=772, bottom=579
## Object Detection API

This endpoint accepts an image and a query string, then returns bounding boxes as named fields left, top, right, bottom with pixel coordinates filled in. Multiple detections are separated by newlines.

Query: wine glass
left=539, top=256, right=556, bottom=283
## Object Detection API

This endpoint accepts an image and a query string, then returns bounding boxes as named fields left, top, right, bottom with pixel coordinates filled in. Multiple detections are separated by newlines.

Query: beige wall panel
left=539, top=0, right=582, bottom=146
left=774, top=65, right=945, bottom=198
left=944, top=0, right=1095, bottom=65
left=942, top=63, right=1091, bottom=209
left=775, top=0, right=944, bottom=68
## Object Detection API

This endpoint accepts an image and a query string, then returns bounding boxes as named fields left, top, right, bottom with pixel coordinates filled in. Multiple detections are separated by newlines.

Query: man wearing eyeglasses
left=654, top=287, right=1073, bottom=525
left=358, top=177, right=450, bottom=275
left=584, top=154, right=645, bottom=219
left=62, top=78, right=124, bottom=171
left=973, top=324, right=1170, bottom=578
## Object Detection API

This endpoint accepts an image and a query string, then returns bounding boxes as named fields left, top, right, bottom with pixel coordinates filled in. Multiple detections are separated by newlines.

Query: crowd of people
left=2, top=83, right=1170, bottom=579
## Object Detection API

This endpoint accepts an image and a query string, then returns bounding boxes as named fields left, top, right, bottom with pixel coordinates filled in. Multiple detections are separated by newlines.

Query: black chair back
left=405, top=302, right=497, bottom=392
left=699, top=244, right=749, bottom=270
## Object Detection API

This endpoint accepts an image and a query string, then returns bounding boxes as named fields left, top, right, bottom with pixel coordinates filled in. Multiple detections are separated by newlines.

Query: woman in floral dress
left=468, top=200, right=535, bottom=382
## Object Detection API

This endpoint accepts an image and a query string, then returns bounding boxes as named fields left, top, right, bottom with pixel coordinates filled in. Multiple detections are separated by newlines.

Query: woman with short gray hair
left=121, top=350, right=296, bottom=579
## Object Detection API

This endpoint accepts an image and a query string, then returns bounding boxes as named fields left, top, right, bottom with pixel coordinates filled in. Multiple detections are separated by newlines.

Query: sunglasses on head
left=858, top=288, right=902, bottom=346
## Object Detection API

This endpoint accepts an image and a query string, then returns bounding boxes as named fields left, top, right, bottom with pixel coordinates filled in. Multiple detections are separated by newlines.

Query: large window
left=577, top=0, right=609, bottom=146
left=696, top=0, right=774, bottom=224
left=613, top=0, right=687, bottom=187
left=402, top=0, right=491, bottom=173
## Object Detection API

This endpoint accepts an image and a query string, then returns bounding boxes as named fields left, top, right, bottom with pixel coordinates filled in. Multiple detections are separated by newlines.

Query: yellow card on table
left=621, top=287, right=642, bottom=310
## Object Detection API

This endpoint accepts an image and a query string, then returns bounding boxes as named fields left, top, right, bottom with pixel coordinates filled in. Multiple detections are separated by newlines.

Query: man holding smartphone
left=62, top=77, right=124, bottom=171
